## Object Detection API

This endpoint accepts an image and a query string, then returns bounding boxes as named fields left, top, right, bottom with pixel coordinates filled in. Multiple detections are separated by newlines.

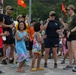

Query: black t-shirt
left=3, top=15, right=13, bottom=35
left=45, top=20, right=60, bottom=38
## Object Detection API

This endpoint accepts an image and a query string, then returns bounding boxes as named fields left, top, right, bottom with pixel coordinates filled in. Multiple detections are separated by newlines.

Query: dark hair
left=18, top=21, right=26, bottom=30
left=0, top=14, right=3, bottom=22
left=31, top=20, right=36, bottom=23
left=34, top=23, right=41, bottom=32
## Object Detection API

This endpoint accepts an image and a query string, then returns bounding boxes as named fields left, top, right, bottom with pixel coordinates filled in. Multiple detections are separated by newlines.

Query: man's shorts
left=67, top=35, right=76, bottom=42
left=0, top=48, right=3, bottom=57
left=44, top=38, right=59, bottom=48
left=4, top=35, right=15, bottom=44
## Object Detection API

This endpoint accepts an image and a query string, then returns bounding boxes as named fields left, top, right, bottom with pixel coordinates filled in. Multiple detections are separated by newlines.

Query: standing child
left=15, top=21, right=29, bottom=72
left=0, top=14, right=9, bottom=74
left=31, top=23, right=44, bottom=71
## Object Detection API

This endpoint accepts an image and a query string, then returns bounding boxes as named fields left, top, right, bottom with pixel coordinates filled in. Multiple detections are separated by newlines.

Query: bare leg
left=9, top=44, right=14, bottom=59
left=18, top=60, right=25, bottom=72
left=52, top=47, right=58, bottom=64
left=37, top=53, right=42, bottom=68
left=67, top=41, right=73, bottom=66
left=31, top=54, right=38, bottom=69
left=44, top=48, right=50, bottom=63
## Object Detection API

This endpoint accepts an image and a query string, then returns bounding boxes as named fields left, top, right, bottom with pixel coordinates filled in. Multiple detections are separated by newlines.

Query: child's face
left=19, top=22, right=24, bottom=30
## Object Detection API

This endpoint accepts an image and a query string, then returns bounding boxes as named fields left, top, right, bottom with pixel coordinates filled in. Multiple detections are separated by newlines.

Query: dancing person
left=15, top=21, right=29, bottom=72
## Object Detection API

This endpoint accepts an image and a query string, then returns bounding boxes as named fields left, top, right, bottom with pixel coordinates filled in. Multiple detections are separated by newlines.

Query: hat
left=6, top=6, right=13, bottom=10
left=67, top=5, right=75, bottom=10
left=49, top=11, right=56, bottom=16
left=17, top=14, right=23, bottom=20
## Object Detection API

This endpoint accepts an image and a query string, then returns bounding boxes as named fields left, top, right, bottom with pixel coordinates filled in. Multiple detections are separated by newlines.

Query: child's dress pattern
left=15, top=31, right=28, bottom=62
left=32, top=32, right=42, bottom=53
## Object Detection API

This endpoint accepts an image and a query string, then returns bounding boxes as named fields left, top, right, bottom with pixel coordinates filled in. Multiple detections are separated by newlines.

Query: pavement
left=0, top=58, right=76, bottom=75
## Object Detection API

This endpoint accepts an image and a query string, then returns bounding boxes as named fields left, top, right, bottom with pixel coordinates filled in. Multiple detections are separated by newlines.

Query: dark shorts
left=4, top=35, right=15, bottom=44
left=28, top=41, right=33, bottom=50
left=44, top=38, right=59, bottom=48
left=67, top=35, right=76, bottom=42
left=0, top=48, right=3, bottom=57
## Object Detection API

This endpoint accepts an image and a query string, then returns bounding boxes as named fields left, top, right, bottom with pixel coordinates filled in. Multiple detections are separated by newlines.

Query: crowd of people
left=0, top=4, right=76, bottom=73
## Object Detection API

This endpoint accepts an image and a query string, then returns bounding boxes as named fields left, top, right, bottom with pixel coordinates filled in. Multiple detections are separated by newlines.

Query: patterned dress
left=15, top=31, right=28, bottom=62
left=32, top=32, right=42, bottom=54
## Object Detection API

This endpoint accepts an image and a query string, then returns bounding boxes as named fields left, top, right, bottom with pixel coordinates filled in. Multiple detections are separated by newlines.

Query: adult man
left=2, top=6, right=15, bottom=64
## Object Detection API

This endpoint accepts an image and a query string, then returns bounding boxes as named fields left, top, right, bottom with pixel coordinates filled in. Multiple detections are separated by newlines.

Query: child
left=31, top=23, right=44, bottom=71
left=0, top=14, right=9, bottom=74
left=15, top=21, right=29, bottom=72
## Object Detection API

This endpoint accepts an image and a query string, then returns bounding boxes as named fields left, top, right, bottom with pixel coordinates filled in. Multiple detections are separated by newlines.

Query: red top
left=0, top=27, right=3, bottom=48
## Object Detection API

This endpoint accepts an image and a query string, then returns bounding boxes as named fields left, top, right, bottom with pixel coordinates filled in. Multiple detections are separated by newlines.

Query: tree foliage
left=3, top=0, right=76, bottom=21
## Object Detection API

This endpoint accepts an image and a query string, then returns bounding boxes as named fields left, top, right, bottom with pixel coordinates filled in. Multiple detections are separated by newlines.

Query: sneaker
left=72, top=67, right=76, bottom=72
left=1, top=59, right=7, bottom=65
left=9, top=58, right=14, bottom=64
left=31, top=68, right=37, bottom=71
left=44, top=63, right=47, bottom=68
left=63, top=65, right=73, bottom=70
left=37, top=67, right=44, bottom=70
left=61, top=60, right=65, bottom=64
left=54, top=63, right=57, bottom=68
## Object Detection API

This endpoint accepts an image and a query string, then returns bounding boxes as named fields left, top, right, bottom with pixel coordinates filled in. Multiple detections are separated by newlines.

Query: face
left=66, top=8, right=73, bottom=15
left=19, top=22, right=25, bottom=30
left=6, top=9, right=13, bottom=15
left=49, top=14, right=55, bottom=20
left=18, top=17, right=24, bottom=22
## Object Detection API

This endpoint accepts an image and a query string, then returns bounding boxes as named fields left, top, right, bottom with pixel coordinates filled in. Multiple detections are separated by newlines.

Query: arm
left=0, top=31, right=9, bottom=36
left=15, top=32, right=24, bottom=41
left=42, top=19, right=49, bottom=30
left=59, top=18, right=68, bottom=29
left=2, top=23, right=14, bottom=28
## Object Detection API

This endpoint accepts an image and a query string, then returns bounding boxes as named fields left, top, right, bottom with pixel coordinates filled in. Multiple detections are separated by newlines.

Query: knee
left=45, top=50, right=50, bottom=54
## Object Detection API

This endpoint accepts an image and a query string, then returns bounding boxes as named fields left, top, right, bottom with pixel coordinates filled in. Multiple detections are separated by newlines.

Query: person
left=0, top=14, right=9, bottom=74
left=28, top=20, right=36, bottom=58
left=2, top=6, right=15, bottom=64
left=60, top=5, right=76, bottom=71
left=15, top=21, right=29, bottom=72
left=31, top=23, right=44, bottom=71
left=42, top=11, right=61, bottom=68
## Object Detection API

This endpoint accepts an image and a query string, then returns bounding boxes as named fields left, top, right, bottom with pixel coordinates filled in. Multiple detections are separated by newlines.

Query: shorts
left=28, top=41, right=33, bottom=50
left=67, top=35, right=76, bottom=42
left=0, top=48, right=3, bottom=57
left=4, top=35, right=15, bottom=44
left=44, top=38, right=59, bottom=48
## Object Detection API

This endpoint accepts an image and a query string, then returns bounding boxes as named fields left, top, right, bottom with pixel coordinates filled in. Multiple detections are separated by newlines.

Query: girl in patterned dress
left=15, top=21, right=29, bottom=72
left=31, top=23, right=44, bottom=71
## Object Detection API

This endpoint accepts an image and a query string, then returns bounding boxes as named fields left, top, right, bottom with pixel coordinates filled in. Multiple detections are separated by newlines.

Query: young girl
left=31, top=23, right=44, bottom=71
left=15, top=21, right=28, bottom=72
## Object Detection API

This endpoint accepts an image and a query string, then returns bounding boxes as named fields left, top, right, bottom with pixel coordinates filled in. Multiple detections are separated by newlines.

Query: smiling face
left=19, top=22, right=25, bottom=31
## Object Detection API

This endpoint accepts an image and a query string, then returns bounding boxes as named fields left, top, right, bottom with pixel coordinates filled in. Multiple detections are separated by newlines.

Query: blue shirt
left=45, top=20, right=60, bottom=38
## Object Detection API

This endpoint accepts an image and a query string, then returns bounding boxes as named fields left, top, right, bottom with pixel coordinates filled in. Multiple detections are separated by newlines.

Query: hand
left=4, top=31, right=10, bottom=36
left=67, top=31, right=71, bottom=38
left=47, top=18, right=50, bottom=23
left=9, top=25, right=13, bottom=28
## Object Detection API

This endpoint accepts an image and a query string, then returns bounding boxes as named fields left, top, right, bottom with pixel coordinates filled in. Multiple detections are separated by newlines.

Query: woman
left=42, top=11, right=61, bottom=68
left=60, top=5, right=76, bottom=71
